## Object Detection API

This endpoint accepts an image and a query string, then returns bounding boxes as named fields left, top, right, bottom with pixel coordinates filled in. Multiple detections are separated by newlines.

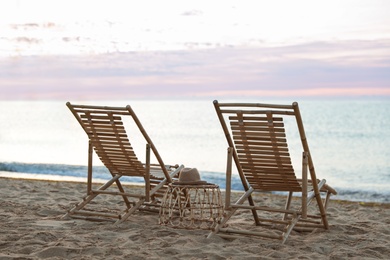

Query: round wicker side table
left=159, top=183, right=224, bottom=230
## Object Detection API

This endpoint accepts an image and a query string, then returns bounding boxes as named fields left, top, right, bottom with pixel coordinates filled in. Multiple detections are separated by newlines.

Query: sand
left=0, top=177, right=389, bottom=260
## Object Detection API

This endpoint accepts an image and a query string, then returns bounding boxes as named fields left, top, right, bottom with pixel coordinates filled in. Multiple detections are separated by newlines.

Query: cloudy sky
left=1, top=0, right=389, bottom=99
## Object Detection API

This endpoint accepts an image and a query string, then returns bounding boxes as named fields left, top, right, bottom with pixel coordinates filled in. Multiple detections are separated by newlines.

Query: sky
left=0, top=0, right=390, bottom=100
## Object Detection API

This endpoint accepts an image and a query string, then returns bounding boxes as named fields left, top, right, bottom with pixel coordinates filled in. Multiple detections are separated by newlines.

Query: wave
left=0, top=162, right=388, bottom=204
left=0, top=162, right=242, bottom=190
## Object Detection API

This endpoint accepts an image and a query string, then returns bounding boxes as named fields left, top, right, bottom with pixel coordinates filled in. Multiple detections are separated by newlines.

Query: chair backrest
left=67, top=102, right=170, bottom=179
left=213, top=100, right=316, bottom=192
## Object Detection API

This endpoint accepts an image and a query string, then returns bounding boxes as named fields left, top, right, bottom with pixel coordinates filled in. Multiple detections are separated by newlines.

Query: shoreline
left=1, top=175, right=390, bottom=208
left=1, top=177, right=389, bottom=259
left=1, top=171, right=389, bottom=206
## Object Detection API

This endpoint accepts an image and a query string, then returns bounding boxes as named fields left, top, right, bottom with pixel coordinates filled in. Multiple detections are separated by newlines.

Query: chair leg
left=225, top=147, right=233, bottom=209
left=317, top=191, right=332, bottom=225
left=283, top=192, right=293, bottom=221
left=282, top=214, right=300, bottom=244
left=63, top=192, right=99, bottom=219
left=316, top=180, right=329, bottom=229
left=324, top=191, right=331, bottom=210
left=115, top=198, right=146, bottom=224
left=63, top=174, right=122, bottom=219
left=145, top=144, right=151, bottom=202
left=207, top=206, right=239, bottom=239
left=208, top=187, right=255, bottom=238
left=114, top=178, right=132, bottom=209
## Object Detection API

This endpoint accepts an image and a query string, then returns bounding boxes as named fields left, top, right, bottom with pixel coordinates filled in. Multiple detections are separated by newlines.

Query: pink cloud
left=1, top=40, right=389, bottom=100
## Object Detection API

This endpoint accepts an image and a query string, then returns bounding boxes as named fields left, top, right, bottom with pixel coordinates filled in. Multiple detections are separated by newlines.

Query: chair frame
left=63, top=102, right=183, bottom=224
left=208, top=100, right=337, bottom=243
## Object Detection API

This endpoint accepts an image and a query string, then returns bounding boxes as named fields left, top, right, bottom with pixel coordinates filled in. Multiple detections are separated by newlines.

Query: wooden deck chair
left=63, top=102, right=184, bottom=224
left=208, top=100, right=337, bottom=244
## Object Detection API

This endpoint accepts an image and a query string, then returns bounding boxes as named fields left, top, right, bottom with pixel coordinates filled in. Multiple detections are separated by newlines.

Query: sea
left=0, top=99, right=389, bottom=203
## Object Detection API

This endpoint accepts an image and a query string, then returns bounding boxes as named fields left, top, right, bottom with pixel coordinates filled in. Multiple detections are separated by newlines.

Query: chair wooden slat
left=233, top=131, right=286, bottom=138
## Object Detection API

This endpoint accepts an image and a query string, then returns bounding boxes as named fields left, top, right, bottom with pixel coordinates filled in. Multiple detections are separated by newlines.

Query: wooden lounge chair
left=63, top=102, right=184, bottom=224
left=208, top=100, right=337, bottom=243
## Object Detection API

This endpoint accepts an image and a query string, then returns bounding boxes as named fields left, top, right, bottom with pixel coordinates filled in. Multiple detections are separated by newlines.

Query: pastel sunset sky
left=1, top=0, right=389, bottom=100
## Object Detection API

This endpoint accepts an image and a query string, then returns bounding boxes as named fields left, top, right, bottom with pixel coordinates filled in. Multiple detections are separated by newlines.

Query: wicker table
left=159, top=183, right=224, bottom=230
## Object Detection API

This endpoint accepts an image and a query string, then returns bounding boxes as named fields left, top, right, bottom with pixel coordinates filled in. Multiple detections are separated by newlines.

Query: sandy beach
left=0, top=177, right=389, bottom=259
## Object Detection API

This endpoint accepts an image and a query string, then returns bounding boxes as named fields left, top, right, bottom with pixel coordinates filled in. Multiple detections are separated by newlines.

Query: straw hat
left=174, top=167, right=207, bottom=185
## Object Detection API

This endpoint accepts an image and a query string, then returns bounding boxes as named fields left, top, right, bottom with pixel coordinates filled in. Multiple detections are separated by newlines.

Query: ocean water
left=0, top=99, right=389, bottom=203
